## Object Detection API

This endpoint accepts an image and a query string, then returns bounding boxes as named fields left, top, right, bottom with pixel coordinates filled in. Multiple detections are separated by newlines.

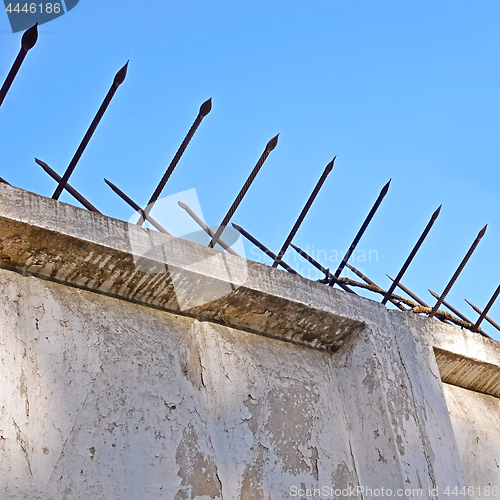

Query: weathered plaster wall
left=443, top=384, right=500, bottom=497
left=0, top=184, right=499, bottom=499
left=0, top=267, right=469, bottom=499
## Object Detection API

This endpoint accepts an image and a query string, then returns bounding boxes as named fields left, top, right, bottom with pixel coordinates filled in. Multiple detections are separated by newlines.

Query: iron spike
left=465, top=299, right=500, bottom=334
left=35, top=158, right=101, bottom=213
left=428, top=289, right=475, bottom=325
left=381, top=205, right=441, bottom=305
left=52, top=62, right=129, bottom=200
left=290, top=244, right=357, bottom=295
left=209, top=135, right=279, bottom=248
left=272, top=158, right=335, bottom=268
left=386, top=275, right=451, bottom=324
left=473, top=284, right=500, bottom=333
left=104, top=179, right=170, bottom=234
left=386, top=274, right=430, bottom=307
left=177, top=201, right=240, bottom=257
left=329, top=179, right=391, bottom=286
left=137, top=98, right=213, bottom=225
left=343, top=263, right=407, bottom=311
left=429, top=225, right=487, bottom=318
left=231, top=223, right=297, bottom=274
left=0, top=24, right=38, bottom=108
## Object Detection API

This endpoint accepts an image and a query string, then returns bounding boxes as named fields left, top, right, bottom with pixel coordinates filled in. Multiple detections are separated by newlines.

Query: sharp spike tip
left=21, top=24, right=38, bottom=52
left=381, top=179, right=391, bottom=194
left=267, top=134, right=279, bottom=152
left=200, top=98, right=212, bottom=117
left=325, top=158, right=335, bottom=173
left=113, top=62, right=129, bottom=88
left=34, top=157, right=47, bottom=168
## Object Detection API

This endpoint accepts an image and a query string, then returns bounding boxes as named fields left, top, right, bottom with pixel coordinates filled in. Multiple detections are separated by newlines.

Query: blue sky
left=1, top=0, right=500, bottom=339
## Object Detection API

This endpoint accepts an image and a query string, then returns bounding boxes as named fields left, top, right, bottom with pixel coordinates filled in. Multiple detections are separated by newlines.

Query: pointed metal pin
left=52, top=62, right=129, bottom=200
left=137, top=98, right=213, bottom=226
left=178, top=201, right=240, bottom=257
left=429, top=225, right=487, bottom=318
left=387, top=275, right=451, bottom=324
left=232, top=223, right=297, bottom=274
left=343, top=263, right=407, bottom=311
left=328, top=179, right=391, bottom=286
left=290, top=244, right=356, bottom=295
left=272, top=158, right=335, bottom=268
left=473, top=284, right=500, bottom=333
left=0, top=24, right=38, bottom=109
left=36, top=158, right=101, bottom=213
left=382, top=205, right=441, bottom=305
left=428, top=289, right=476, bottom=326
left=104, top=179, right=170, bottom=234
left=209, top=134, right=279, bottom=248
left=465, top=299, right=500, bottom=334
left=386, top=275, right=430, bottom=307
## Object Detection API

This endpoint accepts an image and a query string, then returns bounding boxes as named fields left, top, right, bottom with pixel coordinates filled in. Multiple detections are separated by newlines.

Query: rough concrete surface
left=443, top=383, right=500, bottom=497
left=0, top=268, right=472, bottom=499
left=0, top=184, right=499, bottom=499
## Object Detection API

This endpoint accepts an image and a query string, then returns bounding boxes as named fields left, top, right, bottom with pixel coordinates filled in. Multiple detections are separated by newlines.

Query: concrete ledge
left=429, top=319, right=500, bottom=398
left=392, top=310, right=500, bottom=399
left=434, top=348, right=500, bottom=398
left=0, top=183, right=498, bottom=394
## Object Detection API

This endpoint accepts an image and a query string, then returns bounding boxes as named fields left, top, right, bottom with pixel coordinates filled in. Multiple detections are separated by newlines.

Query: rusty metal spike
left=272, top=158, right=335, bottom=268
left=329, top=179, right=391, bottom=285
left=209, top=135, right=279, bottom=248
left=137, top=98, right=213, bottom=226
left=231, top=223, right=297, bottom=274
left=52, top=62, right=129, bottom=200
left=428, top=289, right=476, bottom=325
left=473, top=284, right=500, bottom=333
left=36, top=158, right=101, bottom=213
left=343, top=263, right=407, bottom=311
left=387, top=275, right=451, bottom=324
left=429, top=225, right=487, bottom=318
left=381, top=205, right=441, bottom=305
left=465, top=299, right=500, bottom=334
left=178, top=201, right=240, bottom=257
left=0, top=24, right=38, bottom=109
left=290, top=244, right=357, bottom=295
left=104, top=179, right=170, bottom=234
left=386, top=275, right=430, bottom=307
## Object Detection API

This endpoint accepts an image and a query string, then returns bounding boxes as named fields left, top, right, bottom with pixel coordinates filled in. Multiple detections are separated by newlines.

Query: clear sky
left=1, top=0, right=500, bottom=339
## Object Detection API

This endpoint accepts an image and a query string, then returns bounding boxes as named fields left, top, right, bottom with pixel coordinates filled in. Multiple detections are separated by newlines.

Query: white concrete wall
left=0, top=184, right=499, bottom=499
left=443, top=384, right=500, bottom=498
left=0, top=267, right=474, bottom=499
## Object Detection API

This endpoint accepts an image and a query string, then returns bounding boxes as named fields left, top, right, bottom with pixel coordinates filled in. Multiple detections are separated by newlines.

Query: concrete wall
left=443, top=384, right=500, bottom=497
left=0, top=184, right=499, bottom=499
